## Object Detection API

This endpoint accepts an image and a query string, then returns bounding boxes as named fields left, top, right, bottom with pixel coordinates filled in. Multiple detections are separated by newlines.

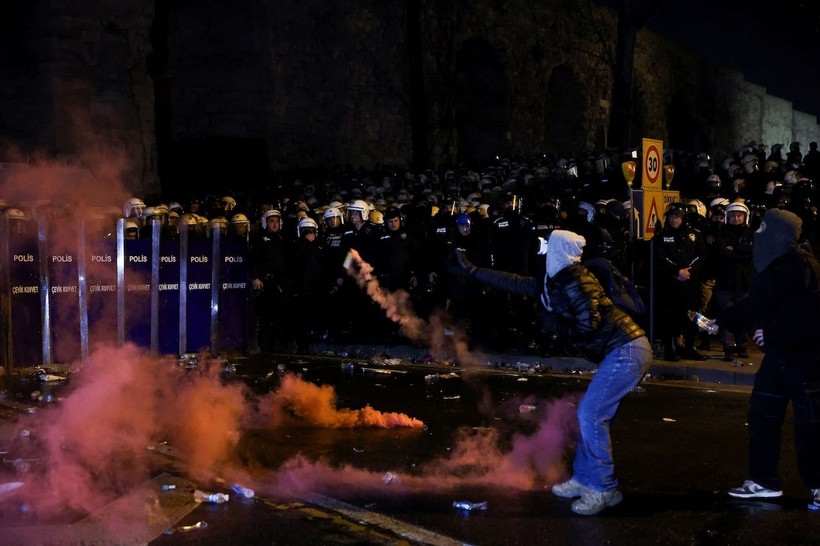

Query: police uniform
left=654, top=205, right=708, bottom=360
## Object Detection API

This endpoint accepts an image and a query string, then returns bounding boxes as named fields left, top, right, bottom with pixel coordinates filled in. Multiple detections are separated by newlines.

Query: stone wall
left=0, top=0, right=817, bottom=197
left=0, top=1, right=158, bottom=197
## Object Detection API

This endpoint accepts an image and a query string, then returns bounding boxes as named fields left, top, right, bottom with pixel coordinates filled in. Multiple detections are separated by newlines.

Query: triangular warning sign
left=645, top=199, right=659, bottom=235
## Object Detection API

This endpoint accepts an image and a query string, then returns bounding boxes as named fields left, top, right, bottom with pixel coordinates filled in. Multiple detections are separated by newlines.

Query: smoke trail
left=343, top=249, right=483, bottom=367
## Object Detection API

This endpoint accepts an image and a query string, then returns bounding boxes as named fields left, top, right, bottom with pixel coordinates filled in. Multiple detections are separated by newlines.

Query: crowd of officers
left=1, top=141, right=817, bottom=358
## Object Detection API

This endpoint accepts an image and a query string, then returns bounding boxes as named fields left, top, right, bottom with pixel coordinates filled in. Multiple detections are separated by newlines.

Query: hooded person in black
left=722, top=209, right=820, bottom=509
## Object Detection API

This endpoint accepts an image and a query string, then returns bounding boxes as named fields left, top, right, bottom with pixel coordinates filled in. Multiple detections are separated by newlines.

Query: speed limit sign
left=642, top=138, right=663, bottom=189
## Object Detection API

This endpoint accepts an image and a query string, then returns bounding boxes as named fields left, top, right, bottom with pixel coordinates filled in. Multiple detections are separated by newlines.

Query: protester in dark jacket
left=723, top=209, right=820, bottom=510
left=458, top=230, right=651, bottom=516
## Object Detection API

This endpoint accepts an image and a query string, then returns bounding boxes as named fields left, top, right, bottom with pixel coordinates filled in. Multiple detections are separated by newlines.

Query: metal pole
left=77, top=220, right=90, bottom=362
left=37, top=219, right=52, bottom=365
left=210, top=227, right=221, bottom=353
left=116, top=218, right=125, bottom=346
left=1, top=215, right=13, bottom=374
left=649, top=237, right=655, bottom=348
left=178, top=224, right=188, bottom=356
left=150, top=220, right=161, bottom=353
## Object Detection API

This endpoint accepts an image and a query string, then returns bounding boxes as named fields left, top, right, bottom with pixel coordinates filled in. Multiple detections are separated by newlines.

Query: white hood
left=546, top=230, right=586, bottom=278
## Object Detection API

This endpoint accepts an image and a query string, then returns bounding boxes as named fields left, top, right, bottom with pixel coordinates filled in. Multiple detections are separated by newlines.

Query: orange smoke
left=268, top=396, right=578, bottom=498
left=9, top=344, right=427, bottom=518
left=263, top=373, right=424, bottom=428
left=15, top=345, right=249, bottom=515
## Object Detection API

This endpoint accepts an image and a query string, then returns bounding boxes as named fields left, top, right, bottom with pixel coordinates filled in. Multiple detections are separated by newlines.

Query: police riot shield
left=3, top=224, right=42, bottom=367
left=123, top=238, right=152, bottom=348
left=183, top=238, right=212, bottom=353
left=47, top=225, right=81, bottom=364
left=158, top=240, right=180, bottom=354
left=85, top=236, right=118, bottom=349
left=219, top=239, right=249, bottom=351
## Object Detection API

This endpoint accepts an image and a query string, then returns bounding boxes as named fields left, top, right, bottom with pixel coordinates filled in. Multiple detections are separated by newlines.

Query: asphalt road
left=1, top=354, right=818, bottom=545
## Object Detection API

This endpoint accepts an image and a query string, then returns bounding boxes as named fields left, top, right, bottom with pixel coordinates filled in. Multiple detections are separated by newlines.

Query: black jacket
left=713, top=223, right=754, bottom=292
left=725, top=247, right=820, bottom=358
left=473, top=263, right=645, bottom=363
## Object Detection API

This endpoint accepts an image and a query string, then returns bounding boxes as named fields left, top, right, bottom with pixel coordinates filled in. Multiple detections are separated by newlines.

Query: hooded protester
left=456, top=230, right=651, bottom=516
left=721, top=209, right=820, bottom=509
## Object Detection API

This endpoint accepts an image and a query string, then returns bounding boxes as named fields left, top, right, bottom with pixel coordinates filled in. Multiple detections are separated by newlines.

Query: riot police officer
left=249, top=209, right=292, bottom=352
left=654, top=203, right=709, bottom=361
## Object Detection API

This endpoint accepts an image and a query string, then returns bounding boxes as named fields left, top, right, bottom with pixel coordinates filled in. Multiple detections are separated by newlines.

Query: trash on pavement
left=230, top=483, right=255, bottom=498
left=165, top=521, right=208, bottom=534
left=193, top=489, right=229, bottom=503
left=0, top=481, right=24, bottom=497
left=453, top=501, right=487, bottom=511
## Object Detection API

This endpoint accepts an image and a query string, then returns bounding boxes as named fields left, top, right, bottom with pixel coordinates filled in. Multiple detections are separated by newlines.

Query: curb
left=308, top=343, right=758, bottom=388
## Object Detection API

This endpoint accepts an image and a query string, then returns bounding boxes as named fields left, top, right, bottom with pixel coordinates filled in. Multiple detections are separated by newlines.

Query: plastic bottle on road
left=194, top=490, right=229, bottom=503
left=230, top=483, right=255, bottom=498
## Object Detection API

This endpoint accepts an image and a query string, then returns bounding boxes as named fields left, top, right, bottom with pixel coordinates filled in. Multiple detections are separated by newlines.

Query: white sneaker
left=571, top=489, right=623, bottom=516
left=727, top=480, right=783, bottom=499
left=551, top=477, right=588, bottom=499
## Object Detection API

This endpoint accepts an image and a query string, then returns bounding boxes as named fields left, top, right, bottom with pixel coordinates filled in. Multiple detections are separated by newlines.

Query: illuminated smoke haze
left=269, top=395, right=578, bottom=499
left=4, top=343, right=577, bottom=524
left=0, top=127, right=577, bottom=530
left=1, top=111, right=141, bottom=360
left=5, top=346, right=427, bottom=519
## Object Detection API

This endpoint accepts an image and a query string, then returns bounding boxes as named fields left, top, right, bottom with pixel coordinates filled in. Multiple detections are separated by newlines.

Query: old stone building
left=0, top=0, right=817, bottom=197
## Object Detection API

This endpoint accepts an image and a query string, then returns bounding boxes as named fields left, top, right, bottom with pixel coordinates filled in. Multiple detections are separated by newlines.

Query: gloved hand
left=455, top=249, right=477, bottom=275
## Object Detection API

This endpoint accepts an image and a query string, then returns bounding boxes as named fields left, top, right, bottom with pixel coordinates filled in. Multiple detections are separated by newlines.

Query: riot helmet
left=347, top=199, right=369, bottom=225
left=123, top=197, right=146, bottom=219
left=724, top=202, right=750, bottom=225
left=260, top=209, right=282, bottom=230
left=296, top=217, right=319, bottom=238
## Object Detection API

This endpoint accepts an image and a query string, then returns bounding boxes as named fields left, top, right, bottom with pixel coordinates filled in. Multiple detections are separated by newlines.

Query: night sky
left=600, top=0, right=820, bottom=120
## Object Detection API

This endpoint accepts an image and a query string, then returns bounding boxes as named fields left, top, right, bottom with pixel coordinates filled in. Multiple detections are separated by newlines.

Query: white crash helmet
left=323, top=206, right=344, bottom=223
left=260, top=209, right=282, bottom=229
left=296, top=217, right=318, bottom=237
left=724, top=202, right=750, bottom=225
left=347, top=199, right=369, bottom=222
left=123, top=197, right=146, bottom=219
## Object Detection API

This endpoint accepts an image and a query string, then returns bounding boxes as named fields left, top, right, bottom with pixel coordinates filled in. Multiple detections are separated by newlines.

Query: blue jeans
left=573, top=336, right=652, bottom=492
